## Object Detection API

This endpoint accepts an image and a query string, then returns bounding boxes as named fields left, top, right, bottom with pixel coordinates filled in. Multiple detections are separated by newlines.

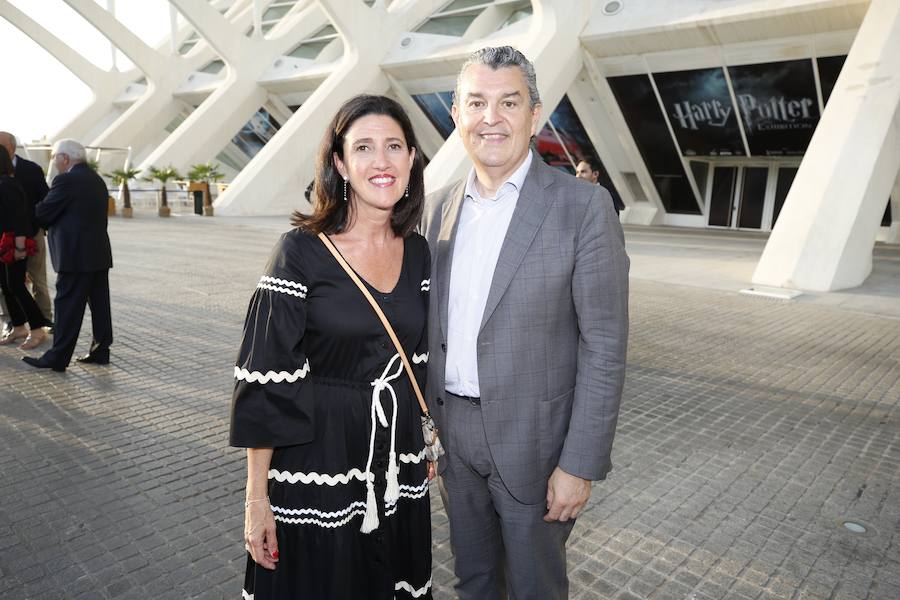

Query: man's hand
left=544, top=466, right=591, bottom=522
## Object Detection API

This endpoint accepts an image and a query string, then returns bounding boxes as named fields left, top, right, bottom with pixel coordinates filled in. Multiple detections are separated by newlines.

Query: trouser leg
left=41, top=271, right=89, bottom=367
left=26, top=229, right=52, bottom=321
left=86, top=270, right=112, bottom=357
left=440, top=397, right=507, bottom=600
left=0, top=263, right=27, bottom=326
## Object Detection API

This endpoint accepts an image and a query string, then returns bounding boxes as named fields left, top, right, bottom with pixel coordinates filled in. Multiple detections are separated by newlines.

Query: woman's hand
left=427, top=460, right=436, bottom=481
left=244, top=499, right=279, bottom=570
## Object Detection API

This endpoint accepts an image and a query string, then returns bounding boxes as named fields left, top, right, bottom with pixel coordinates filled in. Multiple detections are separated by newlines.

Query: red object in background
left=0, top=232, right=36, bottom=264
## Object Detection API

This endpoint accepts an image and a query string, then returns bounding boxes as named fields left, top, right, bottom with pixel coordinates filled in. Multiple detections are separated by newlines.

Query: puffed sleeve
left=230, top=231, right=314, bottom=448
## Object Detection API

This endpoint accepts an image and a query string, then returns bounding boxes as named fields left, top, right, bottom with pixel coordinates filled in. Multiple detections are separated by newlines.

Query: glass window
left=231, top=108, right=281, bottom=161
left=817, top=55, right=846, bottom=106
left=689, top=161, right=709, bottom=197
left=537, top=96, right=624, bottom=210
left=412, top=92, right=455, bottom=139
left=311, top=25, right=337, bottom=39
left=500, top=7, right=533, bottom=29
left=737, top=167, right=767, bottom=229
left=883, top=199, right=892, bottom=227
left=608, top=74, right=701, bottom=214
left=415, top=15, right=477, bottom=36
left=178, top=40, right=197, bottom=55
left=729, top=60, right=820, bottom=156
left=288, top=40, right=331, bottom=60
left=653, top=68, right=745, bottom=157
left=199, top=60, right=225, bottom=75
left=772, top=166, right=798, bottom=226
left=262, top=5, right=292, bottom=21
left=443, top=0, right=491, bottom=11
left=708, top=166, right=737, bottom=227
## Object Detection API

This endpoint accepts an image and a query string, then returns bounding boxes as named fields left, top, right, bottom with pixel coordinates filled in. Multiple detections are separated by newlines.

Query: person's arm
left=34, top=173, right=72, bottom=228
left=245, top=448, right=278, bottom=570
left=545, top=185, right=629, bottom=522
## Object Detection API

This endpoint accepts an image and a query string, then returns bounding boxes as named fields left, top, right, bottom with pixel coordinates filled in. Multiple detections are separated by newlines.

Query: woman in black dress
left=0, top=146, right=51, bottom=348
left=230, top=95, right=434, bottom=599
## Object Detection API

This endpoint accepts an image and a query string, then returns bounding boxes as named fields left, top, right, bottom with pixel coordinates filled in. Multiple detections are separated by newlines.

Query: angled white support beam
left=0, top=0, right=129, bottom=142
left=424, top=0, right=588, bottom=192
left=752, top=0, right=900, bottom=291
left=63, top=0, right=168, bottom=79
left=215, top=0, right=427, bottom=215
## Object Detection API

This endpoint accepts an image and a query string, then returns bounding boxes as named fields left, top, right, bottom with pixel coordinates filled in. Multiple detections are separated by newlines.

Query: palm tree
left=144, top=165, right=182, bottom=217
left=105, top=167, right=141, bottom=218
left=187, top=162, right=225, bottom=216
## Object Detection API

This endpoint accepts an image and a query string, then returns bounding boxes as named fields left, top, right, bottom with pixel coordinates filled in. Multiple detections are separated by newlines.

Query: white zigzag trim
left=242, top=590, right=253, bottom=600
left=271, top=501, right=367, bottom=519
left=268, top=467, right=372, bottom=486
left=420, top=279, right=430, bottom=291
left=399, top=478, right=430, bottom=499
left=274, top=510, right=366, bottom=528
left=257, top=282, right=306, bottom=298
left=385, top=503, right=398, bottom=517
left=396, top=577, right=432, bottom=598
left=260, top=276, right=307, bottom=291
left=412, top=352, right=429, bottom=364
left=399, top=449, right=426, bottom=464
left=234, top=359, right=310, bottom=384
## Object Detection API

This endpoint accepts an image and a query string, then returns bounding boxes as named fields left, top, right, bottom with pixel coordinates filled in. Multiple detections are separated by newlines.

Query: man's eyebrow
left=463, top=91, right=523, bottom=100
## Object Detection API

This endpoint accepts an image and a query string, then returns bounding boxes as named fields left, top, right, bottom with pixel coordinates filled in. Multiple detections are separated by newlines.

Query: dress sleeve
left=230, top=232, right=315, bottom=448
left=411, top=236, right=431, bottom=402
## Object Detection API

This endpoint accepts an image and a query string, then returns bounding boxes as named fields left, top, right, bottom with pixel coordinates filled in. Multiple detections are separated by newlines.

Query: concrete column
left=752, top=0, right=900, bottom=291
left=215, top=0, right=437, bottom=215
left=423, top=0, right=588, bottom=193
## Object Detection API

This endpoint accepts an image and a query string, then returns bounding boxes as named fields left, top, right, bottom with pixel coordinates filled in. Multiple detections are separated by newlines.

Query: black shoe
left=22, top=356, right=66, bottom=372
left=75, top=353, right=109, bottom=365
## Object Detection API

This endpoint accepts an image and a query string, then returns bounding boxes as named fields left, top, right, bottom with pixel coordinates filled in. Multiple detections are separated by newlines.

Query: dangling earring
left=405, top=184, right=409, bottom=198
left=343, top=177, right=349, bottom=203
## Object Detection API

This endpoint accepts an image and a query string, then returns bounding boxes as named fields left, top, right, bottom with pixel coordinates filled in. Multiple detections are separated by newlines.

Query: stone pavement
left=1, top=213, right=898, bottom=600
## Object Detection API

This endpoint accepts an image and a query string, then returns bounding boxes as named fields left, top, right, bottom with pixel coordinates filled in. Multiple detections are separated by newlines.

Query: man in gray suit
left=421, top=46, right=629, bottom=599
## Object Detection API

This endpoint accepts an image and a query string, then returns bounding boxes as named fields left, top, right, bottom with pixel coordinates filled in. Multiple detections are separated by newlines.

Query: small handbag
left=318, top=232, right=445, bottom=462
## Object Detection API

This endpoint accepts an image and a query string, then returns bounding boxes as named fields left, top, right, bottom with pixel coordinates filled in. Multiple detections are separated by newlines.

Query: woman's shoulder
left=406, top=231, right=430, bottom=256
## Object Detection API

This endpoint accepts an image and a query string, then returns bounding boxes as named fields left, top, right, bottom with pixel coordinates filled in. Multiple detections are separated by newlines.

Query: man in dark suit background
left=0, top=132, right=51, bottom=335
left=22, top=139, right=113, bottom=372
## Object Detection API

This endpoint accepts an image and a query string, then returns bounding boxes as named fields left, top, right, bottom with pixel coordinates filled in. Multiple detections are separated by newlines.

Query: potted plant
left=105, top=167, right=141, bottom=218
left=144, top=165, right=182, bottom=218
left=187, top=162, right=225, bottom=216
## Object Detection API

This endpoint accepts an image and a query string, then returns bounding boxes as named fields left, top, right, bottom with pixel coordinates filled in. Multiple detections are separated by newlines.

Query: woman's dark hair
left=0, top=146, right=13, bottom=177
left=292, top=94, right=425, bottom=237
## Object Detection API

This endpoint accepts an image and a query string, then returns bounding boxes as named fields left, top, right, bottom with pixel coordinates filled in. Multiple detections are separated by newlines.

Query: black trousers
left=0, top=259, right=51, bottom=329
left=41, top=269, right=113, bottom=367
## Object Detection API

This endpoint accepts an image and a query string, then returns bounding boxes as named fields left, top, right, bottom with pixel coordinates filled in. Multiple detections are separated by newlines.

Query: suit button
left=441, top=343, right=447, bottom=352
left=436, top=397, right=444, bottom=406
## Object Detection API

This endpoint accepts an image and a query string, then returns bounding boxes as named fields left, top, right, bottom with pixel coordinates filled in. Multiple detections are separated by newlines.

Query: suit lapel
left=436, top=180, right=466, bottom=340
left=479, top=158, right=553, bottom=332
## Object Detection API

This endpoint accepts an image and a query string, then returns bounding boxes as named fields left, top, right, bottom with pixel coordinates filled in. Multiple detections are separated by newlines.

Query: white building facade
left=3, top=0, right=898, bottom=292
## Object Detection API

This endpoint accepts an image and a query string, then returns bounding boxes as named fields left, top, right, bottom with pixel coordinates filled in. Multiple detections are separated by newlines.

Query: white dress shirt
left=445, top=151, right=533, bottom=397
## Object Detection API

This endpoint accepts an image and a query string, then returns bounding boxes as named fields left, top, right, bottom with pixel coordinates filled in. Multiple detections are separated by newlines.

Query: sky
left=0, top=1, right=172, bottom=145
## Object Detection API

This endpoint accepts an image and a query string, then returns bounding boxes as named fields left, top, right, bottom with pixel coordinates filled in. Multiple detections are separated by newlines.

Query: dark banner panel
left=729, top=60, right=820, bottom=156
left=411, top=91, right=455, bottom=139
left=817, top=55, right=847, bottom=106
left=653, top=68, right=745, bottom=157
left=607, top=75, right=701, bottom=214
left=536, top=96, right=623, bottom=209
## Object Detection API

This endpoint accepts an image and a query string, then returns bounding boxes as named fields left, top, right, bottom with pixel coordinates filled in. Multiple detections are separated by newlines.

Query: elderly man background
left=0, top=131, right=51, bottom=339
left=22, top=139, right=113, bottom=373
left=421, top=47, right=629, bottom=599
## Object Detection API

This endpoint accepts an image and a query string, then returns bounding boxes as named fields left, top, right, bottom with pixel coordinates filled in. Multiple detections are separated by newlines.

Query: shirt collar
left=11, top=155, right=17, bottom=168
left=464, top=150, right=533, bottom=202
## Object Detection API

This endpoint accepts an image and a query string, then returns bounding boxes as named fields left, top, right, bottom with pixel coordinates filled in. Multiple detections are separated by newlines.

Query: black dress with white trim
left=231, top=228, right=432, bottom=600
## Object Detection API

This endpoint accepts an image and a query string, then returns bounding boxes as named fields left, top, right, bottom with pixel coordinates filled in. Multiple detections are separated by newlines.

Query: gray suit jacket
left=421, top=156, right=629, bottom=504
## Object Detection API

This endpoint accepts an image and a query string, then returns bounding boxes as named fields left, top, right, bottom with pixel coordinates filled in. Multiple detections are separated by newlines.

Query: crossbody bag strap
left=317, top=232, right=432, bottom=419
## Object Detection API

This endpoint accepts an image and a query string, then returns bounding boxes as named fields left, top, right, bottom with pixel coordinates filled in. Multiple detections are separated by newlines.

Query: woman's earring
left=343, top=177, right=349, bottom=203
left=405, top=184, right=409, bottom=198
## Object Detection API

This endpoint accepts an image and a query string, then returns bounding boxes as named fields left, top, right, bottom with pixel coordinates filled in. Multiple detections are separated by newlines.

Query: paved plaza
left=1, top=212, right=898, bottom=600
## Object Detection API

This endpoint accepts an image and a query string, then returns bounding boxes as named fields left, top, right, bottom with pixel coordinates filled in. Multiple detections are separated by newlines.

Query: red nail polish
left=272, top=550, right=279, bottom=559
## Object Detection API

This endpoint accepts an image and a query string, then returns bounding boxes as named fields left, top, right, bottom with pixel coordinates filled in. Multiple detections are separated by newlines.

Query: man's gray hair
left=52, top=138, right=87, bottom=162
left=454, top=46, right=541, bottom=108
